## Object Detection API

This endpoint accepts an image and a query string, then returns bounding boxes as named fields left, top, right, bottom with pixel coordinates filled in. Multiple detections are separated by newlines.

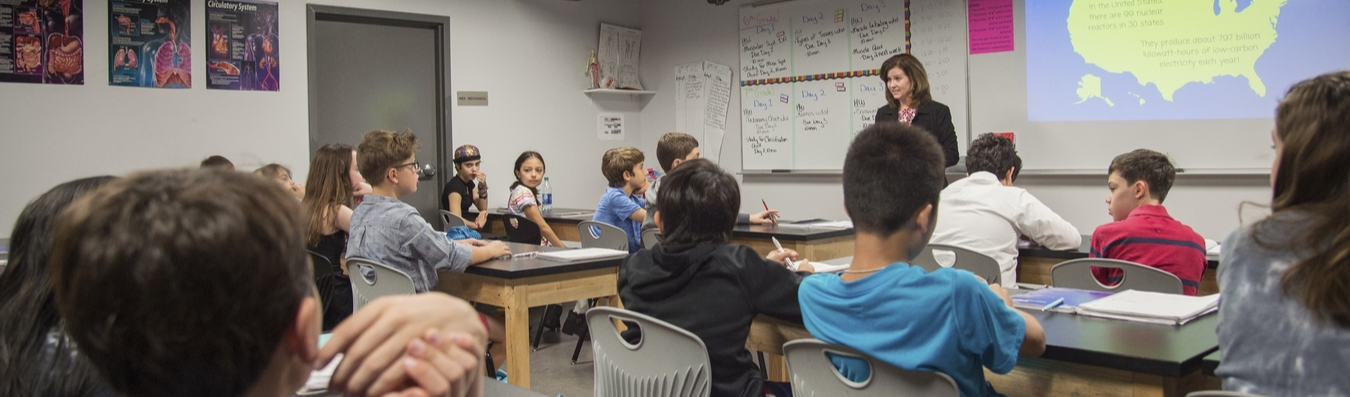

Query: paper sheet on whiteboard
left=674, top=62, right=705, bottom=135
left=702, top=61, right=732, bottom=164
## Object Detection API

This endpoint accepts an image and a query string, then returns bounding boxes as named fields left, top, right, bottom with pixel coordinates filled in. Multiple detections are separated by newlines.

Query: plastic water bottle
left=539, top=177, right=553, bottom=214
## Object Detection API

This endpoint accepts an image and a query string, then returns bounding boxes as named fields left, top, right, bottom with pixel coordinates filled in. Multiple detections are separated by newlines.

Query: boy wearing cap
left=442, top=144, right=490, bottom=230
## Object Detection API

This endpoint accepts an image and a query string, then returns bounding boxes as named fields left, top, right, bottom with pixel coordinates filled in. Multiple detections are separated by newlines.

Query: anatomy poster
left=0, top=0, right=85, bottom=84
left=109, top=0, right=190, bottom=88
left=205, top=0, right=277, bottom=91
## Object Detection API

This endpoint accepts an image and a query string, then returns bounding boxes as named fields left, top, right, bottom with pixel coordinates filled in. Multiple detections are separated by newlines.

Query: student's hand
left=456, top=238, right=488, bottom=247
left=317, top=293, right=488, bottom=397
left=987, top=283, right=1014, bottom=308
left=483, top=241, right=511, bottom=257
left=795, top=260, right=815, bottom=273
left=391, top=329, right=483, bottom=397
left=765, top=248, right=799, bottom=267
left=476, top=171, right=487, bottom=186
left=750, top=210, right=780, bottom=224
left=291, top=182, right=306, bottom=199
left=474, top=212, right=488, bottom=229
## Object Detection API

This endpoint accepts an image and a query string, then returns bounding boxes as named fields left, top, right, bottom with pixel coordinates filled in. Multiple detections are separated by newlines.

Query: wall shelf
left=583, top=89, right=656, bottom=100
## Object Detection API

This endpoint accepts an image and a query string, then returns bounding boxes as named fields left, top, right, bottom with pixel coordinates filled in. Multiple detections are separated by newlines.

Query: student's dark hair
left=844, top=123, right=944, bottom=236
left=357, top=129, right=420, bottom=184
left=50, top=169, right=313, bottom=397
left=658, top=159, right=739, bottom=246
left=880, top=53, right=933, bottom=109
left=509, top=151, right=545, bottom=202
left=966, top=133, right=1021, bottom=182
left=1254, top=70, right=1350, bottom=328
left=1108, top=149, right=1176, bottom=203
left=656, top=132, right=699, bottom=173
left=601, top=147, right=645, bottom=187
left=200, top=155, right=234, bottom=170
left=0, top=176, right=117, bottom=397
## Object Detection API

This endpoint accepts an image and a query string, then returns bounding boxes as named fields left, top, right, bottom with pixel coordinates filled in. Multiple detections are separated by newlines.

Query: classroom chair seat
left=502, top=214, right=542, bottom=245
left=578, top=220, right=629, bottom=252
left=911, top=244, right=1001, bottom=285
left=588, top=306, right=711, bottom=397
left=345, top=257, right=416, bottom=311
left=1186, top=392, right=1270, bottom=397
left=1051, top=258, right=1184, bottom=294
left=439, top=210, right=467, bottom=230
left=784, top=338, right=959, bottom=397
left=641, top=228, right=663, bottom=249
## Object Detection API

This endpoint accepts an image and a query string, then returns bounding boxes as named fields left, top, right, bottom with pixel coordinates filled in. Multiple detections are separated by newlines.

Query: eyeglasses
left=392, top=161, right=420, bottom=174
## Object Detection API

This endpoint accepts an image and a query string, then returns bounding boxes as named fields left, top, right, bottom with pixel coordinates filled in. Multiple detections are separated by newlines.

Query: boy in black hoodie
left=617, top=159, right=814, bottom=397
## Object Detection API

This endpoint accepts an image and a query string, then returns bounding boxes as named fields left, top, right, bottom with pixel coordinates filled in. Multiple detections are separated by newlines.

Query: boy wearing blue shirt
left=797, top=123, right=1046, bottom=397
left=594, top=146, right=648, bottom=252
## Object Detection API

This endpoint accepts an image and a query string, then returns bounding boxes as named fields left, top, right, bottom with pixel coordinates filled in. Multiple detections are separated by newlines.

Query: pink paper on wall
left=969, top=0, right=1014, bottom=54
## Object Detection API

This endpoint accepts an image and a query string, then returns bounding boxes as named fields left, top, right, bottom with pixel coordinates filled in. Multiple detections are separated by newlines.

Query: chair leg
left=570, top=326, right=589, bottom=365
left=530, top=314, right=547, bottom=351
left=484, top=342, right=495, bottom=373
left=757, top=351, right=768, bottom=378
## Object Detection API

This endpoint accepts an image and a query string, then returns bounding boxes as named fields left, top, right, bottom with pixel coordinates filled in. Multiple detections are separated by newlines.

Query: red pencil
left=762, top=199, right=776, bottom=224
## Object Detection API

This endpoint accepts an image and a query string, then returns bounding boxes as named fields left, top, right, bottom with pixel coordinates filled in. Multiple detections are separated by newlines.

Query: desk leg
left=503, top=285, right=531, bottom=388
left=767, top=354, right=789, bottom=382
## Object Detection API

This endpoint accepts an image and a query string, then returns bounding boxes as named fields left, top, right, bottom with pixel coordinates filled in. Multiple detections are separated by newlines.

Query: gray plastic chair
left=587, top=306, right=711, bottom=397
left=1051, top=258, right=1184, bottom=294
left=579, top=220, right=629, bottom=252
left=346, top=257, right=416, bottom=310
left=1186, top=392, right=1269, bottom=397
left=910, top=244, right=1001, bottom=285
left=439, top=210, right=467, bottom=230
left=784, top=339, right=959, bottom=397
left=641, top=228, right=663, bottom=249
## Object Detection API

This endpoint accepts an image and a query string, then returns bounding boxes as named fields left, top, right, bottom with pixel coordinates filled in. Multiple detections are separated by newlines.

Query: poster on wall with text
left=0, top=0, right=85, bottom=84
left=109, top=0, right=191, bottom=88
left=205, top=0, right=277, bottom=91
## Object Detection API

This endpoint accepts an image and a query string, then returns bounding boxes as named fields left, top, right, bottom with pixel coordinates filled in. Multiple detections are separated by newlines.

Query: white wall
left=0, top=0, right=643, bottom=237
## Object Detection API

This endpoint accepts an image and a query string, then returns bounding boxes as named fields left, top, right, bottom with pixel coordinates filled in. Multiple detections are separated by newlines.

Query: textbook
left=536, top=247, right=629, bottom=262
left=1010, top=287, right=1114, bottom=314
left=1076, top=290, right=1220, bottom=326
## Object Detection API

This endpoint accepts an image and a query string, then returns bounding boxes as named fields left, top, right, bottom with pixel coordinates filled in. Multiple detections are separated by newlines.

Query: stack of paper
left=811, top=261, right=851, bottom=273
left=1010, top=287, right=1114, bottom=314
left=1076, top=290, right=1220, bottom=325
left=536, top=248, right=629, bottom=262
left=296, top=353, right=341, bottom=395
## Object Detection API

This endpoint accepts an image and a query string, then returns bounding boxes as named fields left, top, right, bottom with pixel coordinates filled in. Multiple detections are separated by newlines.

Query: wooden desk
left=482, top=208, right=595, bottom=242
left=732, top=223, right=855, bottom=261
left=434, top=242, right=624, bottom=389
left=1018, top=235, right=1222, bottom=295
left=746, top=308, right=1220, bottom=397
left=1202, top=349, right=1221, bottom=376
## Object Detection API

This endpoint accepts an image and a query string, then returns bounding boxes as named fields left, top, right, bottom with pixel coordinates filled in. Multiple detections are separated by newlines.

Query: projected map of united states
left=1067, top=0, right=1285, bottom=103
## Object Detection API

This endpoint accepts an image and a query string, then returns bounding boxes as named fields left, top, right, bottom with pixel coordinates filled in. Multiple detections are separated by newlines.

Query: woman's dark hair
left=0, top=176, right=117, bottom=396
left=880, top=53, right=933, bottom=109
left=509, top=151, right=545, bottom=202
left=1255, top=70, right=1350, bottom=328
left=657, top=159, right=739, bottom=246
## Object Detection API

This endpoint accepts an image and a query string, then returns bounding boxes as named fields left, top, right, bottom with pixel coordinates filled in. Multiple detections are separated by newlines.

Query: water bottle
left=539, top=177, right=553, bottom=214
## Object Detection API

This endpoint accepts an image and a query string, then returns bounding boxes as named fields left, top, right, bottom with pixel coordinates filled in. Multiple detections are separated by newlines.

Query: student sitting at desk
left=798, top=124, right=1045, bottom=397
left=594, top=146, right=648, bottom=253
left=930, top=133, right=1080, bottom=287
left=302, top=143, right=365, bottom=330
left=1217, top=71, right=1350, bottom=396
left=253, top=163, right=304, bottom=199
left=619, top=158, right=812, bottom=397
left=49, top=169, right=487, bottom=397
left=506, top=151, right=567, bottom=247
left=1090, top=149, right=1206, bottom=295
left=442, top=144, right=491, bottom=231
left=641, top=132, right=778, bottom=236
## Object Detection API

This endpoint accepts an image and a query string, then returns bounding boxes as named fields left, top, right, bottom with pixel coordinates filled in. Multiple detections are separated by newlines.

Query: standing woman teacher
left=875, top=54, right=960, bottom=174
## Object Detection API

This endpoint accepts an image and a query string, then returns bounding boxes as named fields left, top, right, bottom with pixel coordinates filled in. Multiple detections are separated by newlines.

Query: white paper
left=598, top=113, right=624, bottom=141
left=702, top=61, right=733, bottom=164
left=297, top=353, right=342, bottom=395
left=598, top=23, right=643, bottom=90
left=674, top=62, right=705, bottom=134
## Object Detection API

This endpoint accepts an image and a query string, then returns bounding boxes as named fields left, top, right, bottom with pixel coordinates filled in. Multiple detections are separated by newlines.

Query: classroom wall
left=0, top=0, right=643, bottom=237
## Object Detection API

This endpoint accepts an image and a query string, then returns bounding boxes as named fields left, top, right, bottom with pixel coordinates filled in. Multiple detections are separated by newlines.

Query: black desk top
left=732, top=223, right=854, bottom=241
left=1202, top=349, right=1221, bottom=376
left=455, top=241, right=626, bottom=279
left=484, top=207, right=595, bottom=222
left=1030, top=309, right=1219, bottom=377
left=1018, top=234, right=1220, bottom=269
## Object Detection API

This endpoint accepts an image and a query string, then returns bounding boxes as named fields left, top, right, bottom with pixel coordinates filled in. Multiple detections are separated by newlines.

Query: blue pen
left=1041, top=297, right=1066, bottom=312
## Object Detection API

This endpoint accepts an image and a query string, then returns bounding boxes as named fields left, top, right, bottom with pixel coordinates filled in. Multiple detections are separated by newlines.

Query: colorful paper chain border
left=739, top=0, right=911, bottom=87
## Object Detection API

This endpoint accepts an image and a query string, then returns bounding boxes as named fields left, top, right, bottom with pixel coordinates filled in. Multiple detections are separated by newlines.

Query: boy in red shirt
left=1091, top=149, right=1207, bottom=295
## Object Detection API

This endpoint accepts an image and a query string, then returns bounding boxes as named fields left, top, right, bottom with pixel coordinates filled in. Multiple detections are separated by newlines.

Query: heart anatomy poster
left=109, top=0, right=191, bottom=88
left=0, top=0, right=85, bottom=85
left=205, top=0, right=278, bottom=91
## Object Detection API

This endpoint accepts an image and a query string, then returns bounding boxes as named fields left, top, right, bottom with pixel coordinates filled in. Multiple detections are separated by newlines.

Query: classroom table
left=296, top=377, right=548, bottom=397
left=1202, top=349, right=1221, bottom=377
left=483, top=208, right=595, bottom=242
left=732, top=223, right=855, bottom=261
left=746, top=297, right=1221, bottom=397
left=433, top=241, right=624, bottom=389
left=1018, top=234, right=1222, bottom=295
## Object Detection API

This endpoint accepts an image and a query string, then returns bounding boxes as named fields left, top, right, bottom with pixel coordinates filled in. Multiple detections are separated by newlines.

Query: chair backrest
left=439, top=210, right=467, bottom=230
left=784, top=339, right=959, bottom=397
left=910, top=244, right=1001, bottom=285
left=1186, top=392, right=1269, bottom=397
left=502, top=214, right=542, bottom=244
left=307, top=250, right=334, bottom=280
left=579, top=220, right=629, bottom=252
left=1051, top=258, right=1184, bottom=294
left=345, top=257, right=416, bottom=310
left=587, top=306, right=711, bottom=397
left=641, top=228, right=663, bottom=249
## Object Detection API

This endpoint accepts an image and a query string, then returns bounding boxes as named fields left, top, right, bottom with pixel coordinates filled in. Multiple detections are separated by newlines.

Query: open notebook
left=1011, top=287, right=1115, bottom=314
left=1076, top=290, right=1220, bottom=326
left=536, top=247, right=629, bottom=262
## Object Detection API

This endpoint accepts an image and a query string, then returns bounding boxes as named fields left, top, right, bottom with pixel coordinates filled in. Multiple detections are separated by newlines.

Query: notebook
left=1010, top=287, right=1115, bottom=314
left=1076, top=290, right=1220, bottom=325
left=811, top=260, right=851, bottom=273
left=536, top=247, right=629, bottom=262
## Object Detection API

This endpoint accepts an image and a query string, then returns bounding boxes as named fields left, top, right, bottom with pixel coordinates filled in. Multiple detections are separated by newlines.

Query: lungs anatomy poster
left=109, top=0, right=191, bottom=88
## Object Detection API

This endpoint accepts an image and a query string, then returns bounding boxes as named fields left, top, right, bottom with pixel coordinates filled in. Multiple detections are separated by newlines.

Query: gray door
left=307, top=5, right=450, bottom=225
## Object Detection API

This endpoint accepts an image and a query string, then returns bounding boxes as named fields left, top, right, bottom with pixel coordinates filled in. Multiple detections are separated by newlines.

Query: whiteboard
left=739, top=0, right=968, bottom=171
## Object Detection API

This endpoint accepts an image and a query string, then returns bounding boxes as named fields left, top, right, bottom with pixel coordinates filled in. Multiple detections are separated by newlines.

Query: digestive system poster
left=0, top=0, right=85, bottom=84
left=109, top=0, right=190, bottom=88
left=206, top=0, right=277, bottom=91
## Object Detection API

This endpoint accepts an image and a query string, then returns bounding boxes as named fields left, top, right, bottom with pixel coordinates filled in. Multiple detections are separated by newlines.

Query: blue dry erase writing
left=1041, top=297, right=1066, bottom=312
